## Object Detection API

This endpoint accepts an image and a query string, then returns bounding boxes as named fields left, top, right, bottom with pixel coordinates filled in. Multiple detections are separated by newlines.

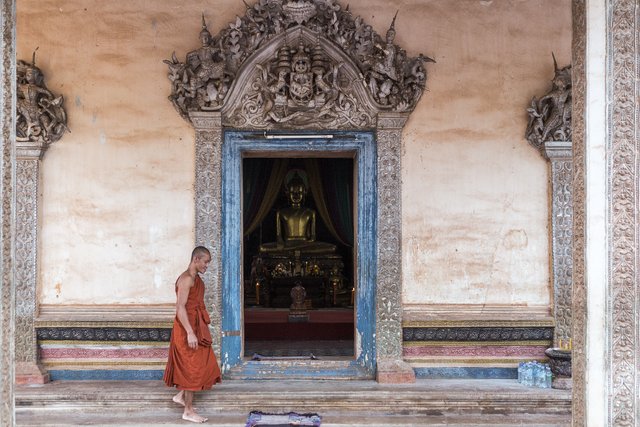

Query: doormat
left=245, top=411, right=322, bottom=426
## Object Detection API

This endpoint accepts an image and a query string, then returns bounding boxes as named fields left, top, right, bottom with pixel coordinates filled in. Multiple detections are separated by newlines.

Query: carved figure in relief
left=526, top=54, right=572, bottom=149
left=186, top=16, right=229, bottom=108
left=16, top=53, right=68, bottom=144
left=289, top=42, right=314, bottom=103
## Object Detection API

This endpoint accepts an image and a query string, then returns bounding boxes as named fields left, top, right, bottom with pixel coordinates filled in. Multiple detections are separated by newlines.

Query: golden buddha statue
left=259, top=172, right=336, bottom=255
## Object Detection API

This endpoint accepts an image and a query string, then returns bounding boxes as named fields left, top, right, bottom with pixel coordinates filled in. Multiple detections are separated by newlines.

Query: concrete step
left=16, top=379, right=571, bottom=426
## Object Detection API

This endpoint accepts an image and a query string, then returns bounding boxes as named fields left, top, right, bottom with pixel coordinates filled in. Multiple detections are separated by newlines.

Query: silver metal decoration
left=16, top=53, right=68, bottom=146
left=606, top=0, right=639, bottom=423
left=525, top=55, right=571, bottom=151
left=166, top=1, right=434, bottom=124
left=525, top=59, right=574, bottom=364
left=543, top=142, right=573, bottom=349
left=570, top=0, right=586, bottom=423
left=13, top=53, right=68, bottom=384
left=1, top=0, right=16, bottom=422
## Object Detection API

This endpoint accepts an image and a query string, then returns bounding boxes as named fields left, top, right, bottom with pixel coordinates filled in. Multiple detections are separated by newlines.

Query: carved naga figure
left=526, top=54, right=572, bottom=150
left=16, top=50, right=68, bottom=144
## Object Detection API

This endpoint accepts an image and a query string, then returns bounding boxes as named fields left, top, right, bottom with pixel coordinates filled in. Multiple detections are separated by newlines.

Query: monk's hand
left=186, top=331, right=198, bottom=349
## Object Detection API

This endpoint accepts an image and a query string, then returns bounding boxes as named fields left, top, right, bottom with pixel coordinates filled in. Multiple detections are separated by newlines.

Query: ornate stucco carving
left=525, top=57, right=572, bottom=151
left=16, top=55, right=68, bottom=147
left=1, top=0, right=16, bottom=422
left=166, top=1, right=434, bottom=126
left=571, top=0, right=586, bottom=423
left=376, top=112, right=407, bottom=360
left=223, top=29, right=377, bottom=129
left=191, top=112, right=223, bottom=356
left=13, top=57, right=67, bottom=381
left=543, top=142, right=573, bottom=347
left=15, top=159, right=39, bottom=365
left=607, top=0, right=638, bottom=424
left=525, top=58, right=574, bottom=357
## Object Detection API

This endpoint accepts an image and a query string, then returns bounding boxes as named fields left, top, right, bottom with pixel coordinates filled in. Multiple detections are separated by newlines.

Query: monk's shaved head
left=191, top=246, right=210, bottom=261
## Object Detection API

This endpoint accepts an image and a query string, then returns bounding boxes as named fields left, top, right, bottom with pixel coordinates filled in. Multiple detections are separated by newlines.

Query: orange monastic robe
left=163, top=275, right=222, bottom=391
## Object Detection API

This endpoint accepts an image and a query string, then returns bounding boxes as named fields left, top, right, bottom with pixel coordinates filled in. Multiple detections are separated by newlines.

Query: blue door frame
left=220, top=130, right=377, bottom=378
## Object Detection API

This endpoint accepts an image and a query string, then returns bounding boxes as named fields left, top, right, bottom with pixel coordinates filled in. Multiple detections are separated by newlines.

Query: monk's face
left=194, top=253, right=212, bottom=274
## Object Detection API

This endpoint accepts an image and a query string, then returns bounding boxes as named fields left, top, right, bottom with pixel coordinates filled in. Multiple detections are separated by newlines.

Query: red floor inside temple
left=244, top=308, right=354, bottom=341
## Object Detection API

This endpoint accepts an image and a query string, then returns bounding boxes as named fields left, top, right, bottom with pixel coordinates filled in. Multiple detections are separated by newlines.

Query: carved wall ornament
left=16, top=52, right=68, bottom=146
left=525, top=55, right=572, bottom=151
left=166, top=1, right=434, bottom=125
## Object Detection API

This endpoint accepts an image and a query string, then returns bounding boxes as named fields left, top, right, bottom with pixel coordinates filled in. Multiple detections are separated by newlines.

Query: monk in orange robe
left=164, top=246, right=222, bottom=423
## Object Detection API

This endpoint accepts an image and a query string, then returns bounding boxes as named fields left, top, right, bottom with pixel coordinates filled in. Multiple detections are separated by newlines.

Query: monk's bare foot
left=182, top=411, right=208, bottom=423
left=172, top=391, right=185, bottom=406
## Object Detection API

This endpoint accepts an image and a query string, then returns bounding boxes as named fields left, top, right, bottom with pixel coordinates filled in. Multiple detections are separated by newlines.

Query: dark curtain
left=243, top=158, right=353, bottom=247
left=243, top=158, right=289, bottom=236
left=304, top=159, right=354, bottom=247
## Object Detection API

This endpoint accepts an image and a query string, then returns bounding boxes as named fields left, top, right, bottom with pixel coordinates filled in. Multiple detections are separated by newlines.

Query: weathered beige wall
left=17, top=0, right=570, bottom=307
left=400, top=0, right=570, bottom=309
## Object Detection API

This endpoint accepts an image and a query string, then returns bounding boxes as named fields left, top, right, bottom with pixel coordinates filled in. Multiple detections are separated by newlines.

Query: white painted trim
left=584, top=0, right=609, bottom=424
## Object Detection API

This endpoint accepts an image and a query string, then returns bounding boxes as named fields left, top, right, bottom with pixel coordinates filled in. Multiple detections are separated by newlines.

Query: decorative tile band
left=40, top=347, right=169, bottom=359
left=36, top=327, right=172, bottom=341
left=403, top=345, right=547, bottom=358
left=414, top=367, right=518, bottom=379
left=403, top=327, right=554, bottom=342
left=402, top=326, right=553, bottom=378
left=48, top=370, right=164, bottom=381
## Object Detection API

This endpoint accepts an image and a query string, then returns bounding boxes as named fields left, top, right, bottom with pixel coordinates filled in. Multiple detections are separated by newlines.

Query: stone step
left=16, top=379, right=571, bottom=426
left=16, top=411, right=571, bottom=426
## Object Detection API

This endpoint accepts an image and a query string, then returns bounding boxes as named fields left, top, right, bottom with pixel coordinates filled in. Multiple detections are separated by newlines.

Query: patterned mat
left=245, top=411, right=322, bottom=427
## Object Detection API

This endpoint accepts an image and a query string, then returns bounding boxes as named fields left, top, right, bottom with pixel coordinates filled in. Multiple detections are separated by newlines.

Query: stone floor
left=16, top=379, right=571, bottom=426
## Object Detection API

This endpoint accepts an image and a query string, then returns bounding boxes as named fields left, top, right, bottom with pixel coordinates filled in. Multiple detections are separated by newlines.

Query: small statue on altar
left=290, top=281, right=307, bottom=310
left=288, top=280, right=308, bottom=322
left=259, top=171, right=336, bottom=255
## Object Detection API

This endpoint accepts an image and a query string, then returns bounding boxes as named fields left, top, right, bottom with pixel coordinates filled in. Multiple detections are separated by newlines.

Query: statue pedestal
left=545, top=348, right=572, bottom=390
left=376, top=359, right=416, bottom=384
left=288, top=310, right=309, bottom=323
left=16, top=362, right=50, bottom=385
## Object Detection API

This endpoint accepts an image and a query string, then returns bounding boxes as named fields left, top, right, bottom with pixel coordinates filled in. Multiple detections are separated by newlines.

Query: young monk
left=163, top=246, right=222, bottom=423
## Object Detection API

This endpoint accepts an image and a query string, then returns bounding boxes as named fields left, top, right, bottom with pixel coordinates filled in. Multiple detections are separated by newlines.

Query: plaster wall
left=16, top=0, right=570, bottom=307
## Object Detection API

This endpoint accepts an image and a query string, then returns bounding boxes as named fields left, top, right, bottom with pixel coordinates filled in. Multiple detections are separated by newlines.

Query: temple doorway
left=242, top=157, right=355, bottom=359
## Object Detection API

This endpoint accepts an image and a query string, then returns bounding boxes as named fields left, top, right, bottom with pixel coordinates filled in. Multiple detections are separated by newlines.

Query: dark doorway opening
left=242, top=157, right=355, bottom=358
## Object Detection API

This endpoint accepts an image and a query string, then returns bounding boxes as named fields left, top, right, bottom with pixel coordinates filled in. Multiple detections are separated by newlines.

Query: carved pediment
left=166, top=0, right=434, bottom=128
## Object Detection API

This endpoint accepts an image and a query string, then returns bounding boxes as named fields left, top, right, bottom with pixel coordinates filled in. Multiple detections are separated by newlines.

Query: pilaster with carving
left=191, top=112, right=223, bottom=356
left=607, top=0, right=638, bottom=424
left=375, top=112, right=414, bottom=383
left=12, top=54, right=68, bottom=385
left=14, top=144, right=50, bottom=384
left=525, top=57, right=574, bottom=358
left=543, top=141, right=573, bottom=348
left=570, top=0, right=586, bottom=424
left=1, top=0, right=16, bottom=423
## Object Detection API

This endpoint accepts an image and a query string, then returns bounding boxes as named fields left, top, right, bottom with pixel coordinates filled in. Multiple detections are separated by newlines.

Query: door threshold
left=225, top=359, right=373, bottom=380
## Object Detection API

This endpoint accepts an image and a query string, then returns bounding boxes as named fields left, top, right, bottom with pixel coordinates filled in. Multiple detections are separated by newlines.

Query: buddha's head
left=285, top=172, right=307, bottom=207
